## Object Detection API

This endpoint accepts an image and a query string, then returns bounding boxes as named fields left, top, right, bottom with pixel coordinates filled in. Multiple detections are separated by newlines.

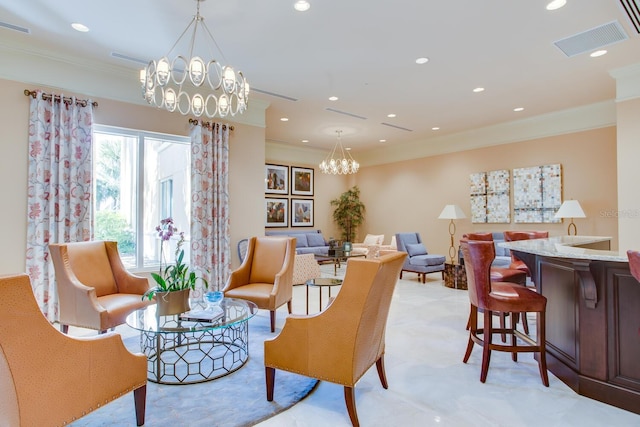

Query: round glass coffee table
left=305, top=277, right=343, bottom=314
left=126, top=297, right=257, bottom=384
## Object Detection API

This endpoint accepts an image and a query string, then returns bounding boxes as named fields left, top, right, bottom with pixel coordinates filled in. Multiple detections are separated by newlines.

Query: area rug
left=70, top=312, right=318, bottom=427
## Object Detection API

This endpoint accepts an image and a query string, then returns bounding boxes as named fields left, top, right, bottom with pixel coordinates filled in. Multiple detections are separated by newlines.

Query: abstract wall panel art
left=513, top=164, right=562, bottom=223
left=469, top=169, right=510, bottom=223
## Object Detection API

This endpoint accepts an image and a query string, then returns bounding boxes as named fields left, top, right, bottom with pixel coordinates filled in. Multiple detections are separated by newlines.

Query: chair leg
left=60, top=324, right=69, bottom=334
left=537, top=312, right=550, bottom=387
left=266, top=367, right=276, bottom=401
left=269, top=310, right=276, bottom=333
left=499, top=313, right=507, bottom=342
left=134, top=385, right=146, bottom=426
left=344, top=386, right=360, bottom=427
left=400, top=271, right=403, bottom=279
left=287, top=300, right=292, bottom=314
left=511, top=312, right=518, bottom=362
left=375, top=355, right=388, bottom=389
left=463, top=305, right=477, bottom=363
left=480, top=309, right=492, bottom=383
left=521, top=311, right=530, bottom=334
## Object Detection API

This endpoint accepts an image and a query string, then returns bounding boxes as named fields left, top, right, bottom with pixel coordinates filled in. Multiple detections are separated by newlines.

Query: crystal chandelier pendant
left=319, top=130, right=360, bottom=175
left=140, top=0, right=249, bottom=118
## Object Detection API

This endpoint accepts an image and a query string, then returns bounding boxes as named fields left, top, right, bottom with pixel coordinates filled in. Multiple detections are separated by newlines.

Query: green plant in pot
left=142, top=218, right=208, bottom=315
left=330, top=186, right=366, bottom=245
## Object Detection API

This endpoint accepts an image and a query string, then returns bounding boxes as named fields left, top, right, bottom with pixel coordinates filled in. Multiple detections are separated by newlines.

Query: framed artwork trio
left=265, top=164, right=314, bottom=227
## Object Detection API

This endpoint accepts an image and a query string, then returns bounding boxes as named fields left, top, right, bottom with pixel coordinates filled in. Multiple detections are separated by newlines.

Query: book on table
left=179, top=306, right=224, bottom=323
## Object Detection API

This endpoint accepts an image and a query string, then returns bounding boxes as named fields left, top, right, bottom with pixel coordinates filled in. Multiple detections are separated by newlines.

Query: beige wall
left=616, top=97, right=640, bottom=253
left=0, top=77, right=264, bottom=274
left=354, top=127, right=618, bottom=256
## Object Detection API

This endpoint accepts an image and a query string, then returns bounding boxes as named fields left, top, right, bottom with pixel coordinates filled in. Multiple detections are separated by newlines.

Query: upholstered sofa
left=458, top=231, right=511, bottom=268
left=265, top=229, right=330, bottom=255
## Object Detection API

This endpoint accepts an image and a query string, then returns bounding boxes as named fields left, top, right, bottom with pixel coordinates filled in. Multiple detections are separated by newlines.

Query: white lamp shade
left=555, top=200, right=586, bottom=219
left=438, top=204, right=467, bottom=220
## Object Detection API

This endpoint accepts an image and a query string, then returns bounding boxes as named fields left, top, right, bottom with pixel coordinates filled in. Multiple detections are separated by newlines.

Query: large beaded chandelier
left=140, top=0, right=249, bottom=118
left=319, top=130, right=360, bottom=175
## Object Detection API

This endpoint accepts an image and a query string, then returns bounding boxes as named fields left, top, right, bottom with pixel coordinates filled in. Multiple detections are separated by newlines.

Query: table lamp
left=438, top=204, right=467, bottom=263
left=554, top=199, right=586, bottom=235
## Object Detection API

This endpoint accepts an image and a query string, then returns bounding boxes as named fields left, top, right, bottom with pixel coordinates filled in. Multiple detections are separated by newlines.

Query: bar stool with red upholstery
left=628, top=249, right=640, bottom=282
left=461, top=239, right=549, bottom=386
left=503, top=230, right=549, bottom=276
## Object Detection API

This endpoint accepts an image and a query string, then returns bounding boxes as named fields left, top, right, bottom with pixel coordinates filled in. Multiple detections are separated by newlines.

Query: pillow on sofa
left=406, top=243, right=428, bottom=257
left=363, top=234, right=384, bottom=245
left=306, top=232, right=326, bottom=247
left=290, top=234, right=309, bottom=248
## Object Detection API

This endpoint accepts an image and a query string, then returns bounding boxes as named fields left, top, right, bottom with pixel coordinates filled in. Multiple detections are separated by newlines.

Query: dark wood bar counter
left=501, top=236, right=640, bottom=415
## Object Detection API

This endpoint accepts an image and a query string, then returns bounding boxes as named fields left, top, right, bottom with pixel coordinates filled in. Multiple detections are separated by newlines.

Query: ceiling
left=1, top=0, right=640, bottom=153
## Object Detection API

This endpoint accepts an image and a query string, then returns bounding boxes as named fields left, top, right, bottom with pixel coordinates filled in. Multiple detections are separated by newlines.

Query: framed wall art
left=265, top=164, right=289, bottom=195
left=470, top=169, right=510, bottom=223
left=265, top=197, right=289, bottom=227
left=291, top=198, right=314, bottom=227
left=513, top=163, right=562, bottom=223
left=291, top=166, right=314, bottom=196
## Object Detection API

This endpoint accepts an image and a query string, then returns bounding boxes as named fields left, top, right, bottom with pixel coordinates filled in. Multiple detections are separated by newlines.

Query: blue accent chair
left=395, top=232, right=446, bottom=283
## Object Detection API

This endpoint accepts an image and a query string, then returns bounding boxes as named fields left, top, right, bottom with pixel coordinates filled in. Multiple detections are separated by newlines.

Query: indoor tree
left=330, top=186, right=366, bottom=242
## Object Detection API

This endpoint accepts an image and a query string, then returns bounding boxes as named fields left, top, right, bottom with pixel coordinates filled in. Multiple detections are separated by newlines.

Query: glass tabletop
left=126, top=297, right=258, bottom=334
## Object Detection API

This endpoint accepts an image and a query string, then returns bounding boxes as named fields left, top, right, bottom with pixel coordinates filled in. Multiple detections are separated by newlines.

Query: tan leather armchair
left=264, top=252, right=407, bottom=427
left=49, top=240, right=153, bottom=333
left=0, top=274, right=147, bottom=426
left=223, top=236, right=296, bottom=332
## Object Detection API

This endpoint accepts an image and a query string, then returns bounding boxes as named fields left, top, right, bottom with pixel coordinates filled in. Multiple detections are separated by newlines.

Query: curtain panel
left=26, top=91, right=93, bottom=321
left=190, top=122, right=231, bottom=293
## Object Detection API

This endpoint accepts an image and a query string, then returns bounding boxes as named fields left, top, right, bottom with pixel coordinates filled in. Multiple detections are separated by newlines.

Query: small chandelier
left=319, top=130, right=360, bottom=175
left=140, top=0, right=249, bottom=118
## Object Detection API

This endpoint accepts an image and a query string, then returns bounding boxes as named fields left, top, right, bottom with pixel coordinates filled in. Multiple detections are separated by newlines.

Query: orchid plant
left=143, top=217, right=207, bottom=300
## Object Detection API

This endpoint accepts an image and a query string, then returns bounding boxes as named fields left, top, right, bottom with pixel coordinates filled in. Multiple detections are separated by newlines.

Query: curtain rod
left=24, top=89, right=98, bottom=108
left=188, top=118, right=234, bottom=131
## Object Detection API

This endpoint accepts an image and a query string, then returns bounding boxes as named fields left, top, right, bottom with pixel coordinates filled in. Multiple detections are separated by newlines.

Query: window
left=93, top=125, right=190, bottom=270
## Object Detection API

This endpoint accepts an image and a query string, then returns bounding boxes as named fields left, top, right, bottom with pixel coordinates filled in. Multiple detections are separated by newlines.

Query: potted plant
left=330, top=186, right=366, bottom=244
left=143, top=218, right=208, bottom=315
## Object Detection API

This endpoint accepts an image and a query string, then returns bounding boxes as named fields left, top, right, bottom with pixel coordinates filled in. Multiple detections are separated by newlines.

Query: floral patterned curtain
left=190, top=122, right=231, bottom=293
left=26, top=91, right=93, bottom=321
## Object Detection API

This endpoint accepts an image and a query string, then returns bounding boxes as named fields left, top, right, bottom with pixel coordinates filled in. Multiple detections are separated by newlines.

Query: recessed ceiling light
left=546, top=0, right=567, bottom=11
left=345, top=147, right=352, bottom=151
left=513, top=107, right=524, bottom=112
left=590, top=50, right=607, bottom=57
left=328, top=96, right=338, bottom=101
left=280, top=117, right=289, bottom=121
left=415, top=57, right=429, bottom=64
left=71, top=22, right=89, bottom=32
left=387, top=113, right=396, bottom=118
left=379, top=139, right=387, bottom=143
left=301, top=139, right=309, bottom=143
left=473, top=87, right=485, bottom=93
left=294, top=1, right=311, bottom=12
left=432, top=127, right=440, bottom=131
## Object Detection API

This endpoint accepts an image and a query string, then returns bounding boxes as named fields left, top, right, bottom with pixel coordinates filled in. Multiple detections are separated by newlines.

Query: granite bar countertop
left=499, top=235, right=628, bottom=263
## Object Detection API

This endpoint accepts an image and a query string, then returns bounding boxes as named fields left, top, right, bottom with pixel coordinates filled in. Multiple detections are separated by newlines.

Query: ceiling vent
left=553, top=20, right=628, bottom=57
left=325, top=108, right=367, bottom=120
left=252, top=88, right=298, bottom=102
left=381, top=122, right=413, bottom=132
left=0, top=21, right=30, bottom=34
left=111, top=52, right=148, bottom=65
left=619, top=0, right=640, bottom=34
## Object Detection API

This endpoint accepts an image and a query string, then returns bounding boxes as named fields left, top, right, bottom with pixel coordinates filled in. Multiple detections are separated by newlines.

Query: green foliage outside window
left=94, top=211, right=136, bottom=255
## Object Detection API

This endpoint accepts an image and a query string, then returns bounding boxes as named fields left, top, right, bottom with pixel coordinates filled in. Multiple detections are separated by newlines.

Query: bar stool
left=461, top=240, right=549, bottom=386
left=627, top=250, right=640, bottom=282
left=503, top=231, right=549, bottom=276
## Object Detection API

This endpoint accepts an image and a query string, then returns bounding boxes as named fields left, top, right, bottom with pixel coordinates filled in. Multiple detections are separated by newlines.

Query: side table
left=444, top=262, right=467, bottom=290
left=305, top=277, right=343, bottom=314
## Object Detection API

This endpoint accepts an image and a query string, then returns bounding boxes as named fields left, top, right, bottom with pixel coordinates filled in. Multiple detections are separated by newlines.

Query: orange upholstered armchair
left=264, top=252, right=407, bottom=426
left=223, top=236, right=296, bottom=332
left=49, top=241, right=154, bottom=334
left=0, top=274, right=147, bottom=426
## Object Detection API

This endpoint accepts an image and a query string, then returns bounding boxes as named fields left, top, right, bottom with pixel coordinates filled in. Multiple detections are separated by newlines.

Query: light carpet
left=69, top=312, right=318, bottom=427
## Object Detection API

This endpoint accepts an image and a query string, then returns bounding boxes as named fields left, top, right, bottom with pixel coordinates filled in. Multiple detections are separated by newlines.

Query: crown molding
left=609, top=62, right=640, bottom=102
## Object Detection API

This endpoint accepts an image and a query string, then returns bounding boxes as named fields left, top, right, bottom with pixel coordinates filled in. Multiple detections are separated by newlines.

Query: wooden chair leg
left=480, top=309, right=492, bottom=383
left=266, top=367, right=276, bottom=401
left=538, top=312, right=550, bottom=387
left=287, top=300, right=292, bottom=314
left=511, top=312, right=518, bottom=362
left=499, top=313, right=507, bottom=342
left=400, top=271, right=403, bottom=279
left=375, top=355, right=388, bottom=389
left=60, top=324, right=69, bottom=334
left=344, top=386, right=360, bottom=427
left=463, top=305, right=477, bottom=363
left=134, top=385, right=146, bottom=426
left=270, top=310, right=276, bottom=332
left=521, top=311, right=530, bottom=334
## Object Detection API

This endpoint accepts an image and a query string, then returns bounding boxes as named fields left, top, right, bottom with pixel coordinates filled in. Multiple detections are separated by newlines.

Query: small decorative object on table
left=343, top=241, right=352, bottom=256
left=204, top=290, right=224, bottom=308
left=142, top=217, right=208, bottom=316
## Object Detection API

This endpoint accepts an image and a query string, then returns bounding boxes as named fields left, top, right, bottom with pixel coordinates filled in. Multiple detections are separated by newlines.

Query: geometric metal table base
left=139, top=320, right=249, bottom=384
